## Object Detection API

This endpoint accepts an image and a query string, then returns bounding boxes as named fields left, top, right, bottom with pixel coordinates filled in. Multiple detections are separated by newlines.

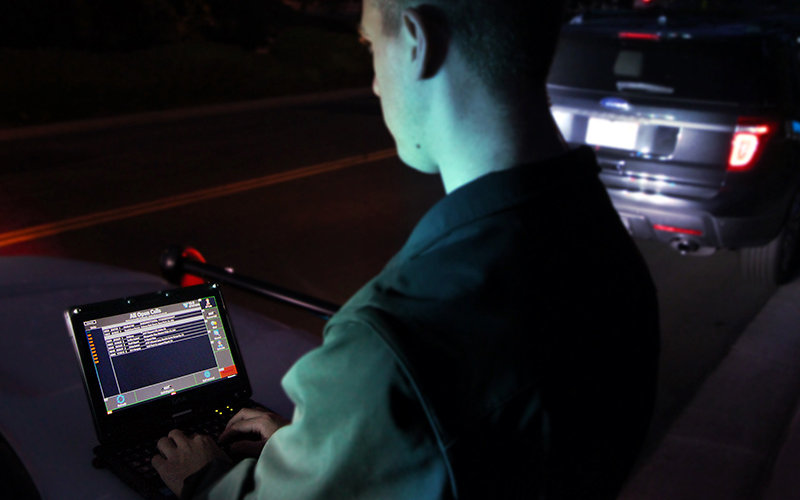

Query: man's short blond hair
left=371, top=0, right=566, bottom=94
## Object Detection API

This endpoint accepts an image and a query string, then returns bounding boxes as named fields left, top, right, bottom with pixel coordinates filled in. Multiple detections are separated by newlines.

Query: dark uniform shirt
left=191, top=147, right=659, bottom=499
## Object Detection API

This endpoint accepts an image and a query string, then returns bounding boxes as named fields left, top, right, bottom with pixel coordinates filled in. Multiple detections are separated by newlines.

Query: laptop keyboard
left=115, top=441, right=160, bottom=480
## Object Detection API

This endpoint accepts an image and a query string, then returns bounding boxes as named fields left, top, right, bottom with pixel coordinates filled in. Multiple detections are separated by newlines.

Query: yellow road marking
left=0, top=148, right=397, bottom=248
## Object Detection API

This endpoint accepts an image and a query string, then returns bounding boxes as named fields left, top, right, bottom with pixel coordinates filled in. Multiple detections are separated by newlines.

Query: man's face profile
left=359, top=0, right=438, bottom=175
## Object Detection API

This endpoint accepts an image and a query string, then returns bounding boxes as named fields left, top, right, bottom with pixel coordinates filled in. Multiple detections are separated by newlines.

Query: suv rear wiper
left=616, top=81, right=675, bottom=95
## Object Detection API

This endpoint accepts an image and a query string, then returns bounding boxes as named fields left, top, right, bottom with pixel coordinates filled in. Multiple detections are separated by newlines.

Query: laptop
left=65, top=282, right=258, bottom=499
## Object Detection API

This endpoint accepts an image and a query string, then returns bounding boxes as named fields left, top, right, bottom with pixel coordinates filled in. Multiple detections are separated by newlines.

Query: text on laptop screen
left=82, top=296, right=237, bottom=414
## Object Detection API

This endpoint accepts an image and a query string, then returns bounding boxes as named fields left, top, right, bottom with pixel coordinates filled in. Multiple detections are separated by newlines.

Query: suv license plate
left=586, top=118, right=638, bottom=150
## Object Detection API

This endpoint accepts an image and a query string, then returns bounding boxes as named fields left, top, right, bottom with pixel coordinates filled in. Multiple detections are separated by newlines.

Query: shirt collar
left=399, top=147, right=599, bottom=258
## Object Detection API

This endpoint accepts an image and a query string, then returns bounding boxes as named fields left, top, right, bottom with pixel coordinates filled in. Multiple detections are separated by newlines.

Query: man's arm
left=191, top=319, right=448, bottom=499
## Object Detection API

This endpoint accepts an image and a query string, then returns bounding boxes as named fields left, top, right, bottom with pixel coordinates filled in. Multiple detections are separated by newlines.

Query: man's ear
left=401, top=6, right=448, bottom=80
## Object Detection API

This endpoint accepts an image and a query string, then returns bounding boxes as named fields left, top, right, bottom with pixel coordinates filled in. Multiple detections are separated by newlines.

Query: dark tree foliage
left=204, top=0, right=294, bottom=49
left=0, top=0, right=77, bottom=48
left=0, top=0, right=291, bottom=51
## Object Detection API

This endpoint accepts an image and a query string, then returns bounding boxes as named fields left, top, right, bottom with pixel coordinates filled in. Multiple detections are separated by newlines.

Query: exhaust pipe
left=670, top=238, right=700, bottom=255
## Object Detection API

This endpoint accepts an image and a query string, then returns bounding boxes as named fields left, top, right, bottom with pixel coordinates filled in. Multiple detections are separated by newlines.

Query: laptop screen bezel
left=65, top=283, right=252, bottom=444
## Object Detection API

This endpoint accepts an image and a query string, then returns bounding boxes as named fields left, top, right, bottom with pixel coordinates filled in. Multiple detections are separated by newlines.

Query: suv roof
left=550, top=11, right=794, bottom=105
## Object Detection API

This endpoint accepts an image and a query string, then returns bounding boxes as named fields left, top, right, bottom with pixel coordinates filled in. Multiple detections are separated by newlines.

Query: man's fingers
left=156, top=435, right=177, bottom=456
left=220, top=409, right=272, bottom=440
left=156, top=429, right=193, bottom=459
left=151, top=453, right=166, bottom=471
left=219, top=417, right=265, bottom=444
left=150, top=429, right=228, bottom=498
left=226, top=407, right=262, bottom=424
left=168, top=429, right=189, bottom=444
left=191, top=433, right=213, bottom=445
left=223, top=408, right=269, bottom=431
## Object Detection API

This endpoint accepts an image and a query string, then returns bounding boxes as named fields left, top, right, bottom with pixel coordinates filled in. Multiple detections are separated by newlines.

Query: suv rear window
left=548, top=31, right=777, bottom=104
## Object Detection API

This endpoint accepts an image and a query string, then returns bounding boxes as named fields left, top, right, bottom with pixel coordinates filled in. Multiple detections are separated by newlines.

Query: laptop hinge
left=171, top=409, right=192, bottom=420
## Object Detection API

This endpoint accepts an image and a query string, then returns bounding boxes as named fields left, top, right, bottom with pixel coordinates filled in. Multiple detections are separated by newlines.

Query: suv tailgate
left=549, top=87, right=737, bottom=199
left=547, top=27, right=781, bottom=200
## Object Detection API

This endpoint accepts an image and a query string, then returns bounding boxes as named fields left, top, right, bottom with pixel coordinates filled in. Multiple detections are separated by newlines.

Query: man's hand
left=218, top=408, right=290, bottom=460
left=152, top=429, right=229, bottom=497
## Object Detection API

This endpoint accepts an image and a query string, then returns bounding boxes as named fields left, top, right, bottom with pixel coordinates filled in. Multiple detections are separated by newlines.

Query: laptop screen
left=66, top=283, right=252, bottom=442
left=81, top=294, right=238, bottom=415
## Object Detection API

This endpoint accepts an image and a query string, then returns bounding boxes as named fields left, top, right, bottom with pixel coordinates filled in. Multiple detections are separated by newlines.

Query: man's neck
left=427, top=68, right=567, bottom=194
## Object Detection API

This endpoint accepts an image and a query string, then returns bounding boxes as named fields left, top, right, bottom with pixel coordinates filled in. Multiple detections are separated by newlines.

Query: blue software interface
left=82, top=296, right=238, bottom=414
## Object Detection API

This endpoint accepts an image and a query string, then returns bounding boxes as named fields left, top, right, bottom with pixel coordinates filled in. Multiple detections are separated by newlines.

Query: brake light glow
left=619, top=32, right=660, bottom=40
left=728, top=118, right=776, bottom=170
left=653, top=224, right=703, bottom=236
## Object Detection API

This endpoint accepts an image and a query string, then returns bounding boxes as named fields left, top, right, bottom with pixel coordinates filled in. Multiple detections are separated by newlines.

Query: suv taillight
left=728, top=118, right=777, bottom=171
left=618, top=32, right=660, bottom=40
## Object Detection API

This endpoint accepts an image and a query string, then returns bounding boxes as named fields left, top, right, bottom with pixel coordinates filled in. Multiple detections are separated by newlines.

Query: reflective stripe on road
left=0, top=148, right=396, bottom=248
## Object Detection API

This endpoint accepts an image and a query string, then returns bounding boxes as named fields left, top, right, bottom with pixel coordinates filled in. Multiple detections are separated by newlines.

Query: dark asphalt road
left=0, top=90, right=774, bottom=449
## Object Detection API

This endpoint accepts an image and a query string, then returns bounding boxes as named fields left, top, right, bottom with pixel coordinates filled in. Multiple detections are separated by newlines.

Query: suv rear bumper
left=608, top=189, right=787, bottom=250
